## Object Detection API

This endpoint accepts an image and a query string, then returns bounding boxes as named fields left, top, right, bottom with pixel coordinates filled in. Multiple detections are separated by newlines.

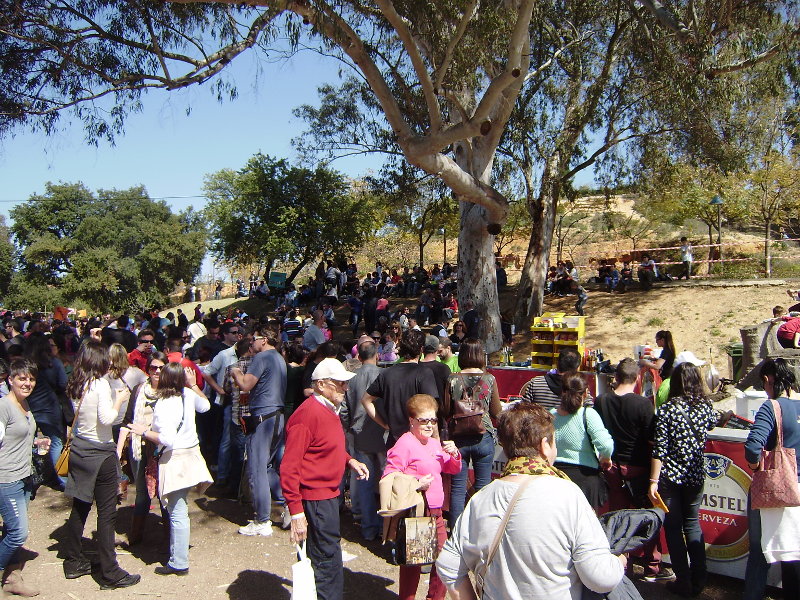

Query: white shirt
left=187, top=321, right=207, bottom=345
left=152, top=388, right=211, bottom=450
left=74, top=378, right=124, bottom=444
left=437, top=476, right=623, bottom=600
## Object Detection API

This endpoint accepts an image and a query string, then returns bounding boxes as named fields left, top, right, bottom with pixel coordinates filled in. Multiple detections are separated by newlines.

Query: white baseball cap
left=674, top=351, right=705, bottom=367
left=311, top=357, right=356, bottom=381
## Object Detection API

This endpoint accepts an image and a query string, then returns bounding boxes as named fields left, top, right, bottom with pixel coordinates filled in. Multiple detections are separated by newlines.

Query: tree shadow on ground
left=339, top=510, right=392, bottom=561
left=226, top=570, right=291, bottom=600
left=46, top=506, right=168, bottom=568
left=193, top=496, right=250, bottom=527
left=343, top=568, right=396, bottom=599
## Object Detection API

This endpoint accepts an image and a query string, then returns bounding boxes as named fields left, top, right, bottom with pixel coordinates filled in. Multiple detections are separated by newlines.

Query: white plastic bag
left=291, top=542, right=318, bottom=600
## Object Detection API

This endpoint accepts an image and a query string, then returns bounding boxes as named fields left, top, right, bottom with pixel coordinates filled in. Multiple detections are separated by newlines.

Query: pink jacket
left=383, top=432, right=461, bottom=509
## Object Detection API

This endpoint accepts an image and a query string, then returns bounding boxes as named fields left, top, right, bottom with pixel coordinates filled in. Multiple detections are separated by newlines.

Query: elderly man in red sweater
left=280, top=358, right=369, bottom=600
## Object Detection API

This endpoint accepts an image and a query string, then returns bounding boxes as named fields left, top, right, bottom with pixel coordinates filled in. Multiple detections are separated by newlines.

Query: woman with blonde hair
left=104, top=344, right=147, bottom=396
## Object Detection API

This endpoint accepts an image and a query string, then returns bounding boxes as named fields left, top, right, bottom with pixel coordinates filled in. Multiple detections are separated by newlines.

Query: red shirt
left=166, top=352, right=204, bottom=388
left=127, top=348, right=149, bottom=372
left=778, top=317, right=800, bottom=340
left=280, top=395, right=351, bottom=515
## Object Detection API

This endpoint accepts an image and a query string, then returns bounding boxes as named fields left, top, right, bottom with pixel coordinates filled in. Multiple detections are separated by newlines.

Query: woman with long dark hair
left=551, top=372, right=614, bottom=511
left=743, top=358, right=800, bottom=600
left=23, top=333, right=68, bottom=490
left=128, top=362, right=211, bottom=575
left=123, top=351, right=167, bottom=545
left=61, top=341, right=140, bottom=590
left=640, top=330, right=676, bottom=380
left=445, top=338, right=501, bottom=528
left=648, top=363, right=718, bottom=597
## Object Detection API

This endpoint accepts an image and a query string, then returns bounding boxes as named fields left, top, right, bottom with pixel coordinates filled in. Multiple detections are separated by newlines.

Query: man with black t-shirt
left=594, top=357, right=664, bottom=581
left=361, top=329, right=438, bottom=447
left=420, top=334, right=452, bottom=425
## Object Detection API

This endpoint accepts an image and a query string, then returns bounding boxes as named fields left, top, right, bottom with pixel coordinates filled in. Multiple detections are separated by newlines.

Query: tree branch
left=636, top=0, right=693, bottom=43
left=374, top=0, right=442, bottom=132
left=432, top=0, right=479, bottom=92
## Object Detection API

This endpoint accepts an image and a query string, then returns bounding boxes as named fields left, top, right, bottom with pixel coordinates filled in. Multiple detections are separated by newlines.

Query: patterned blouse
left=652, top=396, right=717, bottom=486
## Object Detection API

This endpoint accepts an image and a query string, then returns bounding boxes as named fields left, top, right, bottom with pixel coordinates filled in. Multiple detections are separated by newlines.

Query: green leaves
left=8, top=182, right=206, bottom=312
left=203, top=153, right=379, bottom=281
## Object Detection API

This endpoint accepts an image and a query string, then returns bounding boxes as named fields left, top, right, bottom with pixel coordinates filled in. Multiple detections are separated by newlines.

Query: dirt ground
left=17, top=482, right=761, bottom=600
left=507, top=279, right=800, bottom=380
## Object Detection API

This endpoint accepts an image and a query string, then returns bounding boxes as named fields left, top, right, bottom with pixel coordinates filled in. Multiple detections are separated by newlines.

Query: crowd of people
left=1, top=285, right=799, bottom=600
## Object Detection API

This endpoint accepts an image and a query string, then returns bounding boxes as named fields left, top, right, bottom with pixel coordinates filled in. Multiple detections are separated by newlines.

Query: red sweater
left=280, top=395, right=351, bottom=515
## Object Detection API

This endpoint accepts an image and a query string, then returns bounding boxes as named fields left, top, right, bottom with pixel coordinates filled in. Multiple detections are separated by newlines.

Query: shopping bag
left=291, top=542, right=318, bottom=600
left=395, top=516, right=439, bottom=566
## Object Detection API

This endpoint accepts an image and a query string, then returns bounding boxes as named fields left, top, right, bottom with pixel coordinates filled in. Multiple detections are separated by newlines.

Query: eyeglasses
left=414, top=417, right=437, bottom=425
left=227, top=330, right=240, bottom=335
left=140, top=339, right=154, bottom=344
left=253, top=336, right=266, bottom=341
left=149, top=364, right=164, bottom=372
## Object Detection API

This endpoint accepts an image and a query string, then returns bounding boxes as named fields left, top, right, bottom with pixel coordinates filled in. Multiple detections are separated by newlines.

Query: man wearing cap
left=281, top=358, right=369, bottom=600
left=655, top=351, right=705, bottom=408
left=420, top=334, right=452, bottom=416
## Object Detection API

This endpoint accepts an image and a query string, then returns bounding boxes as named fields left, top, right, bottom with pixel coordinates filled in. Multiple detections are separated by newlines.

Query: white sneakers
left=238, top=520, right=273, bottom=536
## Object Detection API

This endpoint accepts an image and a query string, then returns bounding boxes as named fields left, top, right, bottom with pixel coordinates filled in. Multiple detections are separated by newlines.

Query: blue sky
left=0, top=49, right=382, bottom=221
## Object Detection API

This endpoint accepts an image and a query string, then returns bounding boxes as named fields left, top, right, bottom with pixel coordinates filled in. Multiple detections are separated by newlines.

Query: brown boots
left=1, top=563, right=39, bottom=597
left=128, top=514, right=146, bottom=546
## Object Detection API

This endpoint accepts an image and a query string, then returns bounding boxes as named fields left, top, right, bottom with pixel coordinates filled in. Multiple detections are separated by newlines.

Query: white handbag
left=291, top=542, right=318, bottom=600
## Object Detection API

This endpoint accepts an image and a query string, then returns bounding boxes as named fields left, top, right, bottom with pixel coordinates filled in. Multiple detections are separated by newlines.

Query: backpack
left=449, top=374, right=487, bottom=438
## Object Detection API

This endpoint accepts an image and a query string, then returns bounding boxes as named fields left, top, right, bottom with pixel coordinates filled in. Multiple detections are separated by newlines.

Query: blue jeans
left=0, top=479, right=32, bottom=570
left=744, top=493, right=800, bottom=599
left=216, top=404, right=232, bottom=481
left=661, top=481, right=706, bottom=587
left=744, top=495, right=769, bottom=600
left=131, top=454, right=151, bottom=516
left=353, top=449, right=386, bottom=540
left=162, top=488, right=190, bottom=570
left=245, top=413, right=285, bottom=523
left=38, top=421, right=66, bottom=488
left=449, top=433, right=495, bottom=528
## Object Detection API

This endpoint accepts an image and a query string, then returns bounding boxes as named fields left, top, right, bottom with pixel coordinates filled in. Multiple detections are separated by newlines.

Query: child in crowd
left=571, top=280, right=589, bottom=316
left=378, top=332, right=398, bottom=362
left=678, top=237, right=693, bottom=279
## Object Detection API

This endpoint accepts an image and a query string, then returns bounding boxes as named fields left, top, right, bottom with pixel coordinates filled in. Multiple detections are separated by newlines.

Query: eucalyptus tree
left=1, top=0, right=797, bottom=345
left=502, top=0, right=799, bottom=325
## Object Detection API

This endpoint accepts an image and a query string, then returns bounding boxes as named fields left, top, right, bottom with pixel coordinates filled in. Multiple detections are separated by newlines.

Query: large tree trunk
left=286, top=255, right=312, bottom=285
left=458, top=200, right=502, bottom=352
left=514, top=154, right=560, bottom=328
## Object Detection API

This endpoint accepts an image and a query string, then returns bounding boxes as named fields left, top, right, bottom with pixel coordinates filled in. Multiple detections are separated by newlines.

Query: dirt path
left=18, top=484, right=758, bottom=600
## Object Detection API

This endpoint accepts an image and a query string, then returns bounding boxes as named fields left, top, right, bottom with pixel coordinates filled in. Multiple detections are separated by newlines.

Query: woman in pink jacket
left=384, top=393, right=461, bottom=600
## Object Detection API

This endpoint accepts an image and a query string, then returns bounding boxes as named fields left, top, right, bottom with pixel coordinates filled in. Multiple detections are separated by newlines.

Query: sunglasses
left=140, top=339, right=154, bottom=344
left=149, top=364, right=164, bottom=372
left=414, top=417, right=437, bottom=425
